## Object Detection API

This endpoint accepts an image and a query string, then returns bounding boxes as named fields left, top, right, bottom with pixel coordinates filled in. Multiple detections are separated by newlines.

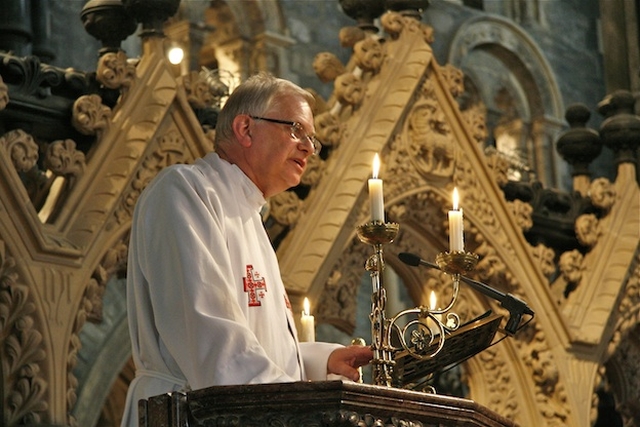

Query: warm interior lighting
left=167, top=45, right=184, bottom=65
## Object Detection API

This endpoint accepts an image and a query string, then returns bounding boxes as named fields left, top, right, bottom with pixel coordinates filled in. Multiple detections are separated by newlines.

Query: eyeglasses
left=250, top=116, right=322, bottom=155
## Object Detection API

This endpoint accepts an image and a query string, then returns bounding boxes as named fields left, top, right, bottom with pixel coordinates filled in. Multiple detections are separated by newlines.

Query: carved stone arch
left=198, top=0, right=295, bottom=80
left=448, top=15, right=566, bottom=188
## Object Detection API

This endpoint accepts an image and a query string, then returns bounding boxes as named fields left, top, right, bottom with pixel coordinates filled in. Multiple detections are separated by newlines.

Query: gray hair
left=214, top=72, right=315, bottom=147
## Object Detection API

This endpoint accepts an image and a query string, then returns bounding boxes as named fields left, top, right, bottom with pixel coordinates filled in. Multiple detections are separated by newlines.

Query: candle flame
left=429, top=291, right=437, bottom=310
left=452, top=187, right=459, bottom=210
left=372, top=153, right=380, bottom=179
left=303, top=297, right=311, bottom=316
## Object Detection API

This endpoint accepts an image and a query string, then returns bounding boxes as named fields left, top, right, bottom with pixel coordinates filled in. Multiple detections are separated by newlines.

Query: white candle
left=448, top=187, right=464, bottom=252
left=300, top=297, right=315, bottom=342
left=368, top=154, right=385, bottom=222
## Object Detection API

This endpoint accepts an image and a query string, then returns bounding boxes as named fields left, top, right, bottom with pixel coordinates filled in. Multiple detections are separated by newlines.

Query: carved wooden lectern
left=140, top=380, right=517, bottom=426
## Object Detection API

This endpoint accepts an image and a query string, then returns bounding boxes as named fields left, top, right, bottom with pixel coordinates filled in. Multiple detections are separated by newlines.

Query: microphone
left=398, top=252, right=534, bottom=336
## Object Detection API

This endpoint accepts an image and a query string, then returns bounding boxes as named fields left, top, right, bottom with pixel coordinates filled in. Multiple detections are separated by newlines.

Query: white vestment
left=121, top=152, right=340, bottom=427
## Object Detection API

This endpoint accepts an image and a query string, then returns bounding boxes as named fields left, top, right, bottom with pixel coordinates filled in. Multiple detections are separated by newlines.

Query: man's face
left=246, top=95, right=316, bottom=198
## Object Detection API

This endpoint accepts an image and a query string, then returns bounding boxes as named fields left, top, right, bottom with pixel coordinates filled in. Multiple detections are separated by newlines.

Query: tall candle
left=300, top=297, right=315, bottom=342
left=448, top=187, right=464, bottom=252
left=368, top=154, right=385, bottom=222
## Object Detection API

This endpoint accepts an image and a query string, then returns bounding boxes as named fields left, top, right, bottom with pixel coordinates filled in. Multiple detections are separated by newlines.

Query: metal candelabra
left=357, top=221, right=478, bottom=388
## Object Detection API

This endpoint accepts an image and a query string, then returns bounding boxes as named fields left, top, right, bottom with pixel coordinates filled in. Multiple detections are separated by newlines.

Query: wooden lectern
left=140, top=380, right=517, bottom=426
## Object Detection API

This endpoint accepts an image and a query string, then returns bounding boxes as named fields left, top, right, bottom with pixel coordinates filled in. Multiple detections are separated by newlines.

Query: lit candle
left=448, top=187, right=464, bottom=252
left=429, top=291, right=441, bottom=321
left=368, top=154, right=385, bottom=222
left=300, top=297, right=315, bottom=342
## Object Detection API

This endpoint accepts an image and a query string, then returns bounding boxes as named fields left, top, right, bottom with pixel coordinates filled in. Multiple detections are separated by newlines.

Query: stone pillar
left=31, top=0, right=55, bottom=62
left=0, top=0, right=32, bottom=56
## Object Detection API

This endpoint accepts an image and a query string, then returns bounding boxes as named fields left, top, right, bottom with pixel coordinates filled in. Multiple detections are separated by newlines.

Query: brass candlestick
left=385, top=251, right=478, bottom=365
left=356, top=220, right=399, bottom=387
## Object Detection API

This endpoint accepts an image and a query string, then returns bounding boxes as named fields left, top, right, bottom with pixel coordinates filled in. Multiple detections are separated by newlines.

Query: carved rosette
left=0, top=242, right=48, bottom=425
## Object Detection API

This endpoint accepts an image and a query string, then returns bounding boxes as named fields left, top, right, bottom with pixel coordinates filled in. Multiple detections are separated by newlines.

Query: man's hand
left=327, top=345, right=373, bottom=382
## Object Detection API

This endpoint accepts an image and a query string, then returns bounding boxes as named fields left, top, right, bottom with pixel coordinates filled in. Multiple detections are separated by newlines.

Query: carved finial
left=121, top=0, right=181, bottom=38
left=385, top=0, right=431, bottom=20
left=339, top=0, right=386, bottom=33
left=598, top=90, right=640, bottom=166
left=555, top=103, right=602, bottom=178
left=81, top=0, right=138, bottom=56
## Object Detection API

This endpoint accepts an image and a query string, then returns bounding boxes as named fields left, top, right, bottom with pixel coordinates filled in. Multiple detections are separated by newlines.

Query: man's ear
left=232, top=114, right=253, bottom=148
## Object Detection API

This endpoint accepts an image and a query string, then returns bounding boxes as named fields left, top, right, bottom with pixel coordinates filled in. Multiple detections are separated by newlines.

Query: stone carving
left=558, top=250, right=584, bottom=286
left=317, top=240, right=370, bottom=333
left=1, top=129, right=39, bottom=173
left=531, top=243, right=556, bottom=277
left=0, top=75, right=8, bottom=110
left=440, top=64, right=465, bottom=99
left=44, top=139, right=86, bottom=178
left=380, top=11, right=406, bottom=39
left=314, top=111, right=343, bottom=149
left=72, top=94, right=112, bottom=136
left=575, top=213, right=600, bottom=248
left=520, top=324, right=571, bottom=426
left=313, top=52, right=346, bottom=83
left=96, top=50, right=136, bottom=90
left=334, top=73, right=365, bottom=107
left=462, top=104, right=489, bottom=145
left=406, top=99, right=454, bottom=179
left=269, top=191, right=303, bottom=227
left=183, top=70, right=216, bottom=109
left=113, top=129, right=189, bottom=230
left=354, top=37, right=384, bottom=72
left=484, top=148, right=511, bottom=187
left=507, top=199, right=533, bottom=231
left=300, top=153, right=324, bottom=187
left=0, top=242, right=48, bottom=425
left=588, top=177, right=616, bottom=211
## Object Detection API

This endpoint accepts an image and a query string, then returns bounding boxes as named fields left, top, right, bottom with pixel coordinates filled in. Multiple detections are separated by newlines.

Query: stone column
left=0, top=0, right=32, bottom=56
left=31, top=0, right=55, bottom=62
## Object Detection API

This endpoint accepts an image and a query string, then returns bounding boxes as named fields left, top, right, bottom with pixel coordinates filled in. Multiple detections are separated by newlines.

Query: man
left=120, top=73, right=373, bottom=427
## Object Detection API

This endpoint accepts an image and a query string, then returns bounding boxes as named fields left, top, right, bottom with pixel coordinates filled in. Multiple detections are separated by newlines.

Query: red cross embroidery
left=243, top=265, right=267, bottom=307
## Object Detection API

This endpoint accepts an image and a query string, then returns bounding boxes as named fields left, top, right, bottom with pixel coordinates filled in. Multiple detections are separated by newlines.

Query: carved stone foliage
left=313, top=52, right=346, bottom=84
left=0, top=242, right=48, bottom=426
left=97, top=50, right=136, bottom=91
left=111, top=129, right=189, bottom=231
left=517, top=323, right=571, bottom=427
left=317, top=239, right=370, bottom=334
left=72, top=94, right=112, bottom=136
left=0, top=75, right=8, bottom=110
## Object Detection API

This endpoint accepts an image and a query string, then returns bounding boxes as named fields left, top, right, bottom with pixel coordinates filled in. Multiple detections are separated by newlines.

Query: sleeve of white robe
left=299, top=342, right=343, bottom=381
left=131, top=169, right=302, bottom=389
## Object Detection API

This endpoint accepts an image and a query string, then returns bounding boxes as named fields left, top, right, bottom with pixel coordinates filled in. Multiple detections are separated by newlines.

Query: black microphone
left=398, top=252, right=534, bottom=335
